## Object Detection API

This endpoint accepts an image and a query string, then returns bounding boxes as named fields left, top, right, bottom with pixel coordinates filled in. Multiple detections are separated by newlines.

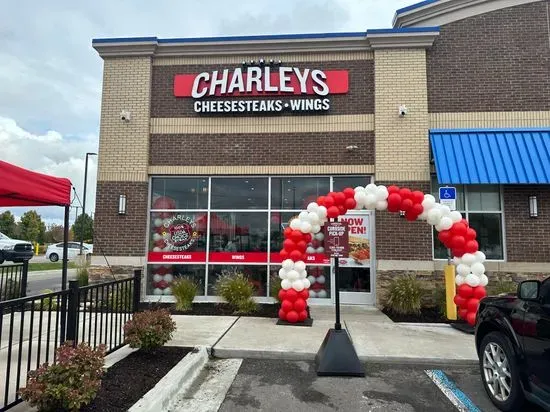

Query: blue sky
left=0, top=0, right=413, bottom=226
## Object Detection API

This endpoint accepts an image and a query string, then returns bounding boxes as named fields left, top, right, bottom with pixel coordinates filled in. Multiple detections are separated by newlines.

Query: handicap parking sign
left=439, top=187, right=457, bottom=211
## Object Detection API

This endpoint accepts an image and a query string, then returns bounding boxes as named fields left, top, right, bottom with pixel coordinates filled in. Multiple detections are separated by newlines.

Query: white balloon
left=282, top=259, right=294, bottom=270
left=474, top=251, right=486, bottom=263
left=365, top=183, right=377, bottom=193
left=163, top=218, right=171, bottom=226
left=315, top=233, right=325, bottom=241
left=163, top=232, right=170, bottom=239
left=281, top=279, right=292, bottom=290
left=449, top=211, right=462, bottom=223
left=278, top=268, right=288, bottom=280
left=480, top=274, right=489, bottom=287
left=427, top=208, right=443, bottom=225
left=163, top=287, right=172, bottom=295
left=154, top=218, right=163, bottom=227
left=316, top=247, right=325, bottom=254
left=355, top=200, right=364, bottom=210
left=355, top=192, right=368, bottom=206
left=317, top=206, right=328, bottom=219
left=354, top=186, right=365, bottom=193
left=153, top=247, right=162, bottom=252
left=300, top=221, right=312, bottom=233
left=307, top=202, right=319, bottom=213
left=317, top=275, right=326, bottom=284
left=471, top=262, right=486, bottom=276
left=376, top=185, right=389, bottom=201
left=309, top=290, right=318, bottom=298
left=153, top=233, right=162, bottom=241
left=440, top=205, right=451, bottom=216
left=153, top=288, right=163, bottom=296
left=299, top=270, right=307, bottom=279
left=303, top=278, right=311, bottom=289
left=418, top=211, right=428, bottom=220
left=466, top=273, right=480, bottom=287
left=287, top=270, right=300, bottom=281
left=453, top=256, right=462, bottom=265
left=311, top=224, right=321, bottom=234
left=455, top=275, right=465, bottom=286
left=435, top=217, right=453, bottom=231
left=306, top=246, right=316, bottom=254
left=456, top=264, right=470, bottom=277
left=290, top=219, right=301, bottom=230
left=307, top=275, right=316, bottom=284
left=292, top=279, right=305, bottom=291
left=308, top=212, right=320, bottom=224
left=317, top=290, right=328, bottom=298
left=294, top=261, right=306, bottom=272
left=164, top=274, right=174, bottom=283
left=153, top=274, right=163, bottom=283
left=422, top=196, right=436, bottom=211
left=462, top=253, right=476, bottom=266
left=376, top=200, right=388, bottom=211
left=299, top=211, right=309, bottom=221
left=365, top=193, right=377, bottom=208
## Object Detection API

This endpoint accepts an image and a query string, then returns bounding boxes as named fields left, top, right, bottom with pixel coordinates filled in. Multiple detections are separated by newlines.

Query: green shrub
left=487, top=279, right=517, bottom=296
left=270, top=273, right=282, bottom=302
left=20, top=342, right=105, bottom=412
left=384, top=274, right=424, bottom=315
left=433, top=284, right=448, bottom=317
left=76, top=261, right=89, bottom=287
left=124, top=309, right=176, bottom=351
left=215, top=272, right=258, bottom=314
left=171, top=277, right=198, bottom=311
left=35, top=290, right=58, bottom=310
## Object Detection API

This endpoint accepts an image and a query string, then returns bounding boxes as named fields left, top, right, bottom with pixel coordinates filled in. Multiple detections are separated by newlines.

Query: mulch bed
left=81, top=346, right=190, bottom=412
left=139, top=302, right=279, bottom=318
left=382, top=307, right=461, bottom=324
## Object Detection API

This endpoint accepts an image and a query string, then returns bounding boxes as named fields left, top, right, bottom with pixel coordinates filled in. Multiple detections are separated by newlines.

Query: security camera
left=346, top=145, right=359, bottom=151
left=399, top=105, right=408, bottom=117
left=120, top=110, right=131, bottom=122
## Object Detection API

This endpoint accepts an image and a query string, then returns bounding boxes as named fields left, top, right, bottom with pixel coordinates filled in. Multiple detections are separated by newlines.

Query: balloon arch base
left=276, top=318, right=314, bottom=327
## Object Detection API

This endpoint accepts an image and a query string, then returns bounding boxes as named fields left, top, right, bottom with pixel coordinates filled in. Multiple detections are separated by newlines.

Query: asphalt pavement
left=24, top=269, right=77, bottom=295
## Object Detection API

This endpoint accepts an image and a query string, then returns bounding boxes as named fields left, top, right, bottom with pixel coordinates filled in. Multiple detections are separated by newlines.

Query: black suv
left=475, top=278, right=550, bottom=411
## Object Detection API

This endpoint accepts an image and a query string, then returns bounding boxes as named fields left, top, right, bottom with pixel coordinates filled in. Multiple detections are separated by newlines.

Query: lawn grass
left=28, top=262, right=77, bottom=271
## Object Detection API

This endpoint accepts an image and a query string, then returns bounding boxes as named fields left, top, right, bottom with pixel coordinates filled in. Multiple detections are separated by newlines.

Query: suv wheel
left=479, top=332, right=524, bottom=411
left=0, top=253, right=4, bottom=264
left=49, top=253, right=59, bottom=262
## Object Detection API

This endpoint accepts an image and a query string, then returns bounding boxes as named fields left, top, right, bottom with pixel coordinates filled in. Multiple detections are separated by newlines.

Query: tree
left=0, top=211, right=17, bottom=237
left=72, top=213, right=94, bottom=243
left=44, top=224, right=65, bottom=243
left=18, top=210, right=46, bottom=243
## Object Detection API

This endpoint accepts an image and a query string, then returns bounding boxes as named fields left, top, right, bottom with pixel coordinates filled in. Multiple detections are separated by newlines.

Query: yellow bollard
left=444, top=264, right=457, bottom=320
left=35, top=242, right=39, bottom=256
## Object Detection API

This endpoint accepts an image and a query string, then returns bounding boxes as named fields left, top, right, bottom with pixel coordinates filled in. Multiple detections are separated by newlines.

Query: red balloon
left=327, top=206, right=340, bottom=218
left=401, top=198, right=413, bottom=211
left=278, top=309, right=287, bottom=320
left=388, top=185, right=400, bottom=194
left=297, top=240, right=307, bottom=252
left=467, top=298, right=480, bottom=313
left=461, top=218, right=470, bottom=227
left=412, top=191, right=425, bottom=204
left=451, top=235, right=466, bottom=249
left=405, top=210, right=418, bottom=221
left=311, top=282, right=323, bottom=291
left=452, top=248, right=465, bottom=258
left=334, top=192, right=346, bottom=205
left=303, top=234, right=312, bottom=243
left=387, top=193, right=402, bottom=212
left=299, top=289, right=310, bottom=300
left=458, top=284, right=474, bottom=299
left=464, top=240, right=479, bottom=254
left=286, top=289, right=298, bottom=302
left=311, top=239, right=321, bottom=248
left=317, top=196, right=326, bottom=206
left=294, top=298, right=306, bottom=312
left=343, top=188, right=355, bottom=199
left=411, top=203, right=424, bottom=216
left=154, top=239, right=167, bottom=249
left=337, top=205, right=347, bottom=215
left=152, top=196, right=176, bottom=210
left=278, top=289, right=287, bottom=301
left=156, top=280, right=168, bottom=289
left=458, top=308, right=469, bottom=320
left=279, top=249, right=289, bottom=259
left=453, top=294, right=467, bottom=308
left=438, top=230, right=452, bottom=246
left=324, top=196, right=335, bottom=208
left=281, top=299, right=293, bottom=312
left=451, top=222, right=468, bottom=237
left=283, top=239, right=297, bottom=252
left=286, top=310, right=299, bottom=323
left=291, top=230, right=303, bottom=243
left=465, top=228, right=477, bottom=240
left=473, top=286, right=487, bottom=300
left=298, top=310, right=308, bottom=321
left=284, top=227, right=293, bottom=237
left=289, top=250, right=302, bottom=261
left=466, top=311, right=477, bottom=326
left=328, top=192, right=337, bottom=198
left=399, top=188, right=412, bottom=200
left=344, top=198, right=357, bottom=210
left=155, top=266, right=169, bottom=276
left=301, top=253, right=308, bottom=261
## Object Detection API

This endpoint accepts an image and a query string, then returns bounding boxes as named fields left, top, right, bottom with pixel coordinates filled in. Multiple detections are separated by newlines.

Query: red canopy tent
left=0, top=160, right=72, bottom=290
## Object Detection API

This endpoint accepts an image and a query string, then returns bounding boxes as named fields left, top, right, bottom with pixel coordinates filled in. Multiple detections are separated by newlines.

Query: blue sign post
left=439, top=187, right=457, bottom=211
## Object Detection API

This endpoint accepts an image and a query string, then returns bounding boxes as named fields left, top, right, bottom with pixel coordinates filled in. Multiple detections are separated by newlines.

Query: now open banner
left=338, top=214, right=371, bottom=268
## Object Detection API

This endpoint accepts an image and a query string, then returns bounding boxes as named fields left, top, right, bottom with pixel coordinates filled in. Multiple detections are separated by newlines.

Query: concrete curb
left=396, top=323, right=453, bottom=328
left=128, top=346, right=209, bottom=412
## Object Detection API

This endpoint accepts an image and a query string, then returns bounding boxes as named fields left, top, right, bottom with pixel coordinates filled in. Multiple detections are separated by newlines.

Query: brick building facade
left=92, top=0, right=550, bottom=305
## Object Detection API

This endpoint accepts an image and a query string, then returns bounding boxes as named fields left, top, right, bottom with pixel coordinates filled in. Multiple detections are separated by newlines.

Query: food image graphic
left=348, top=236, right=370, bottom=264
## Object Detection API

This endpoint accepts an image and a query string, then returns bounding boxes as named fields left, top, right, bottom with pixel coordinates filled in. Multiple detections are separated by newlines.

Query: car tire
left=479, top=332, right=524, bottom=412
left=0, top=253, right=4, bottom=264
left=49, top=253, right=59, bottom=262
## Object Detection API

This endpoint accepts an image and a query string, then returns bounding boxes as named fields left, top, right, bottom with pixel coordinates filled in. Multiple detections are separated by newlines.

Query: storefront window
left=271, top=177, right=330, bottom=210
left=209, top=212, right=268, bottom=253
left=149, top=212, right=207, bottom=253
left=333, top=176, right=372, bottom=192
left=269, top=265, right=331, bottom=299
left=207, top=265, right=267, bottom=296
left=467, top=185, right=501, bottom=211
left=211, top=178, right=268, bottom=209
left=151, top=178, right=208, bottom=210
left=467, top=213, right=503, bottom=260
left=147, top=264, right=205, bottom=296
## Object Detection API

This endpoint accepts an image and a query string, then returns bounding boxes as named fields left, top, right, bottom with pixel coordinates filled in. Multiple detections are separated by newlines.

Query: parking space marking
left=425, top=369, right=482, bottom=412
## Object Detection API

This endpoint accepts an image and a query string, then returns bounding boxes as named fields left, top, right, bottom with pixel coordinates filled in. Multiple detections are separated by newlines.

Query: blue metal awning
left=430, top=128, right=550, bottom=184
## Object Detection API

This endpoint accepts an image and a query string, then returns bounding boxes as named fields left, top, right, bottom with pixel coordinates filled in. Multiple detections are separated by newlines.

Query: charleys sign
left=173, top=66, right=349, bottom=114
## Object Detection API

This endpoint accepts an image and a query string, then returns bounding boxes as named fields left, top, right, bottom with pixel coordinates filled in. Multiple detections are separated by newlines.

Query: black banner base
left=315, top=328, right=365, bottom=377
left=450, top=322, right=475, bottom=335
left=276, top=318, right=313, bottom=327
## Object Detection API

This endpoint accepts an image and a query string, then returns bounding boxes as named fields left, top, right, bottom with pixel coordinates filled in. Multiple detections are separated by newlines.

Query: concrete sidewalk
left=168, top=306, right=478, bottom=364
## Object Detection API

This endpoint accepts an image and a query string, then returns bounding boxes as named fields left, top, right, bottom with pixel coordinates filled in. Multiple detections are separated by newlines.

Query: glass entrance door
left=331, top=211, right=375, bottom=305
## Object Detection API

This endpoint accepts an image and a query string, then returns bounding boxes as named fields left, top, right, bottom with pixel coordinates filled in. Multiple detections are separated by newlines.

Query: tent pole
left=62, top=204, right=69, bottom=290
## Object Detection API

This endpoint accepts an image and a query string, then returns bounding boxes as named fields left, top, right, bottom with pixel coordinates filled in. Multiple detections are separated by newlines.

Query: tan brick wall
left=374, top=49, right=430, bottom=182
left=97, top=57, right=152, bottom=182
left=148, top=164, right=375, bottom=175
left=429, top=111, right=550, bottom=129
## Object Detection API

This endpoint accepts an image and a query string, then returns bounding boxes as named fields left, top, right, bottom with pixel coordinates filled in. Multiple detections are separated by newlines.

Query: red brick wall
left=427, top=1, right=550, bottom=112
left=504, top=185, right=550, bottom=262
left=375, top=181, right=432, bottom=260
left=94, top=181, right=149, bottom=256
left=151, top=60, right=375, bottom=117
left=150, top=131, right=374, bottom=166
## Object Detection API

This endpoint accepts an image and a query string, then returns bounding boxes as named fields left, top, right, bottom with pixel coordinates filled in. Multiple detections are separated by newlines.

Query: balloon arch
left=277, top=184, right=488, bottom=326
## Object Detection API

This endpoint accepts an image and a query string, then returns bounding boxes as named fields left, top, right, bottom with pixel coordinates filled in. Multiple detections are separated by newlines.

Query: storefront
left=92, top=0, right=550, bottom=305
